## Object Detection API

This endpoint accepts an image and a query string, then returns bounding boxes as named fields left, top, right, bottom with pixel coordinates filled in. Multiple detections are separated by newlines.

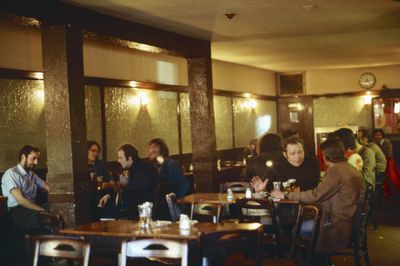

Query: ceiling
left=63, top=0, right=400, bottom=72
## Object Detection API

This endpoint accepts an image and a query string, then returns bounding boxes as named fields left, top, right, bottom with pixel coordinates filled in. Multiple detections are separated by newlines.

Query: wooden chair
left=220, top=181, right=251, bottom=193
left=326, top=191, right=371, bottom=266
left=119, top=239, right=188, bottom=266
left=37, top=212, right=66, bottom=234
left=236, top=198, right=281, bottom=256
left=198, top=228, right=263, bottom=266
left=166, top=193, right=181, bottom=222
left=32, top=236, right=90, bottom=266
left=190, top=203, right=221, bottom=223
left=153, top=182, right=174, bottom=220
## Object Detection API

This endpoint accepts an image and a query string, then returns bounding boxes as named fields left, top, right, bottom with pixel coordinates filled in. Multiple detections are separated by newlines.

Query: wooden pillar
left=187, top=56, right=217, bottom=192
left=41, top=24, right=90, bottom=226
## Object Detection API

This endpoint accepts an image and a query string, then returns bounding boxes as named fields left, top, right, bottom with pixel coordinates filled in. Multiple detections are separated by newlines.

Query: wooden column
left=41, top=24, right=90, bottom=226
left=187, top=56, right=217, bottom=192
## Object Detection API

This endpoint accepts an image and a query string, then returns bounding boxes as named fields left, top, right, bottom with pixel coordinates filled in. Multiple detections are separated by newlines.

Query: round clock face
left=359, top=72, right=376, bottom=89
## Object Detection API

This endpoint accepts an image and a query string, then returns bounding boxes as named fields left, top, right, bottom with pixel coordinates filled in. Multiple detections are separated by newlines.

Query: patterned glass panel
left=85, top=85, right=103, bottom=157
left=0, top=79, right=46, bottom=171
left=214, top=95, right=234, bottom=150
left=104, top=87, right=179, bottom=159
left=233, top=98, right=277, bottom=148
left=179, top=93, right=192, bottom=154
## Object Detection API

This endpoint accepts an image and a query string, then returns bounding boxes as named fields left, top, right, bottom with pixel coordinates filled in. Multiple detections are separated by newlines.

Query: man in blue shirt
left=1, top=145, right=49, bottom=232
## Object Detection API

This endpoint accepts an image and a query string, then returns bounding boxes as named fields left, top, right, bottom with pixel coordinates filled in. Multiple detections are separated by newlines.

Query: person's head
left=334, top=128, right=356, bottom=150
left=357, top=129, right=370, bottom=145
left=248, top=139, right=258, bottom=151
left=372, top=128, right=384, bottom=143
left=148, top=138, right=169, bottom=162
left=19, top=145, right=40, bottom=170
left=281, top=129, right=299, bottom=140
left=258, top=134, right=282, bottom=154
left=87, top=141, right=101, bottom=163
left=281, top=136, right=305, bottom=167
left=320, top=138, right=347, bottom=166
left=117, top=144, right=139, bottom=169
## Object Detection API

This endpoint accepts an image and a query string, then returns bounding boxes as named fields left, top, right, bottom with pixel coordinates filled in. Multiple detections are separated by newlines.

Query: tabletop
left=60, top=220, right=263, bottom=240
left=178, top=193, right=299, bottom=205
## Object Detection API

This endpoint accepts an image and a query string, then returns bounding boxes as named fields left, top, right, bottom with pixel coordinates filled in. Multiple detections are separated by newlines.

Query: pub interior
left=1, top=1, right=400, bottom=265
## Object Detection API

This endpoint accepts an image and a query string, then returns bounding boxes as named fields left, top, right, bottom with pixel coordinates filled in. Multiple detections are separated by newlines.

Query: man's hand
left=10, top=188, right=46, bottom=211
left=271, top=190, right=285, bottom=199
left=251, top=176, right=269, bottom=192
left=98, top=194, right=110, bottom=208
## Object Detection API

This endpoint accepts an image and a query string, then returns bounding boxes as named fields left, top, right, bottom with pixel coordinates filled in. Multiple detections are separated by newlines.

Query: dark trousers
left=8, top=205, right=50, bottom=234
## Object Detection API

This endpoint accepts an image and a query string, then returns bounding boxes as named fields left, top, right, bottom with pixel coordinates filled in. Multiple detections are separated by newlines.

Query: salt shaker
left=179, top=214, right=190, bottom=230
left=227, top=188, right=234, bottom=201
left=245, top=188, right=252, bottom=198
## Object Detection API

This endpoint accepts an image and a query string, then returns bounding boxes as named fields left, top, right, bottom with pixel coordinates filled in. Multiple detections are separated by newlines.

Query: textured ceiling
left=63, top=0, right=400, bottom=72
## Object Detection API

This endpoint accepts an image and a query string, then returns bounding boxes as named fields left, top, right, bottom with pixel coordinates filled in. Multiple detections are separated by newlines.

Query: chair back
left=351, top=189, right=369, bottom=246
left=153, top=182, right=174, bottom=220
left=119, top=239, right=188, bottom=266
left=220, top=181, right=251, bottom=193
left=190, top=203, right=221, bottom=223
left=198, top=228, right=263, bottom=266
left=37, top=212, right=66, bottom=233
left=32, top=236, right=90, bottom=266
left=166, top=193, right=181, bottom=222
left=290, top=204, right=322, bottom=266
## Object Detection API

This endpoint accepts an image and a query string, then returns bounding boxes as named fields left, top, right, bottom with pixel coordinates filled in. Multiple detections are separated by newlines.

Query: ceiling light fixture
left=225, top=12, right=236, bottom=19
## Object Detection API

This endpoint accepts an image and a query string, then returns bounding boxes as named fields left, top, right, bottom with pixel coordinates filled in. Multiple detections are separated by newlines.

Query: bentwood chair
left=166, top=193, right=181, bottom=222
left=199, top=228, right=263, bottom=266
left=236, top=198, right=282, bottom=256
left=190, top=203, right=221, bottom=223
left=220, top=181, right=251, bottom=193
left=119, top=239, right=188, bottom=266
left=153, top=182, right=174, bottom=220
left=327, top=191, right=371, bottom=266
left=32, top=236, right=90, bottom=266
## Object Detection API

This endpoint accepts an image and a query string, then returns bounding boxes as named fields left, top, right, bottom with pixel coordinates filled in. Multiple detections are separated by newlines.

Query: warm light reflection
left=35, top=89, right=44, bottom=101
left=33, top=72, right=43, bottom=80
left=395, top=102, right=400, bottom=114
left=242, top=99, right=257, bottom=109
left=256, top=115, right=271, bottom=137
left=363, top=91, right=372, bottom=105
left=128, top=92, right=149, bottom=107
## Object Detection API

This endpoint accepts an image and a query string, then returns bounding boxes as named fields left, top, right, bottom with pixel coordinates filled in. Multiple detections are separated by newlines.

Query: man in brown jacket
left=272, top=138, right=366, bottom=254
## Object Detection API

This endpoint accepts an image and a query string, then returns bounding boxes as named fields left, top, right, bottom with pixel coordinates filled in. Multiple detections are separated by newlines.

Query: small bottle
left=189, top=163, right=194, bottom=172
left=245, top=188, right=252, bottom=198
left=179, top=214, right=190, bottom=230
left=227, top=188, right=234, bottom=201
left=217, top=159, right=221, bottom=171
left=242, top=157, right=247, bottom=166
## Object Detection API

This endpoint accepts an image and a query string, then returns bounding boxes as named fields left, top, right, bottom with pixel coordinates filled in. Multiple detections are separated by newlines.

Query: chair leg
left=362, top=237, right=371, bottom=266
left=353, top=244, right=361, bottom=266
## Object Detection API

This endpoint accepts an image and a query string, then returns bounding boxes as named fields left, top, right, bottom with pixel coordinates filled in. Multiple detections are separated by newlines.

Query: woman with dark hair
left=148, top=138, right=189, bottom=197
left=87, top=141, right=110, bottom=183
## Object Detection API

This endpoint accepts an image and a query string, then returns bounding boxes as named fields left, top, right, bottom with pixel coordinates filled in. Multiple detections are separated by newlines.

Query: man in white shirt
left=1, top=145, right=49, bottom=232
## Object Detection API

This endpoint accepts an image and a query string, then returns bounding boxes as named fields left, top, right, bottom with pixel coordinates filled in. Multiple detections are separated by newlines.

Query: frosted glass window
left=0, top=79, right=46, bottom=171
left=104, top=87, right=179, bottom=159
left=313, top=96, right=371, bottom=128
left=214, top=96, right=234, bottom=150
left=85, top=85, right=103, bottom=158
left=179, top=93, right=192, bottom=154
left=233, top=98, right=277, bottom=148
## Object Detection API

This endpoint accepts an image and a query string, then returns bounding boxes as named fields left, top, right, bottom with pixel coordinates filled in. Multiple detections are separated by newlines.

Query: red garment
left=317, top=146, right=328, bottom=171
left=383, top=157, right=400, bottom=197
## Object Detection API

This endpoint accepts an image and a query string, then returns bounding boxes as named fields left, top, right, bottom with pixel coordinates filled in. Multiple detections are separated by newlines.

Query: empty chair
left=199, top=228, right=263, bottom=266
left=190, top=203, right=221, bottom=223
left=326, top=191, right=371, bottom=266
left=119, top=239, right=188, bottom=266
left=166, top=193, right=181, bottom=222
left=32, top=236, right=90, bottom=266
left=236, top=198, right=281, bottom=255
left=153, top=182, right=174, bottom=220
left=220, top=181, right=251, bottom=193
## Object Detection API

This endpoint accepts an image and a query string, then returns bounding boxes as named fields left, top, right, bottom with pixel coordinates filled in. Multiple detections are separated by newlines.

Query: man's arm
left=10, top=188, right=46, bottom=211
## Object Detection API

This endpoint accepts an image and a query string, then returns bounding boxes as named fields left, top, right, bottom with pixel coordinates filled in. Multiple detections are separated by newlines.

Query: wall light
left=394, top=102, right=400, bottom=114
left=363, top=91, right=372, bottom=105
left=243, top=99, right=257, bottom=109
left=128, top=92, right=149, bottom=107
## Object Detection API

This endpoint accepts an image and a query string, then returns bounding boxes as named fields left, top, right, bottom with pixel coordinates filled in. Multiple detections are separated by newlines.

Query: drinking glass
left=96, top=176, right=103, bottom=190
left=273, top=181, right=282, bottom=191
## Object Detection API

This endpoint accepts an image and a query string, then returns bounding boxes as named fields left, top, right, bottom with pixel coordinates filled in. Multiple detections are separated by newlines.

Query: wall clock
left=359, top=72, right=376, bottom=89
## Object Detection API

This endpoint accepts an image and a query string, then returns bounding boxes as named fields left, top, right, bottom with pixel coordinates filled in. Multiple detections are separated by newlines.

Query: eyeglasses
left=89, top=148, right=100, bottom=153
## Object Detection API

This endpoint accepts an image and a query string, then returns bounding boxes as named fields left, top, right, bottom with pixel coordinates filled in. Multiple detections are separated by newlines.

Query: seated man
left=271, top=138, right=366, bottom=254
left=252, top=136, right=320, bottom=192
left=148, top=138, right=189, bottom=198
left=99, top=144, right=159, bottom=219
left=1, top=145, right=50, bottom=234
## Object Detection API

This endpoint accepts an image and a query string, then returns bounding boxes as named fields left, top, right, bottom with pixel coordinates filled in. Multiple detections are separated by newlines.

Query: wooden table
left=60, top=220, right=262, bottom=241
left=178, top=193, right=299, bottom=205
